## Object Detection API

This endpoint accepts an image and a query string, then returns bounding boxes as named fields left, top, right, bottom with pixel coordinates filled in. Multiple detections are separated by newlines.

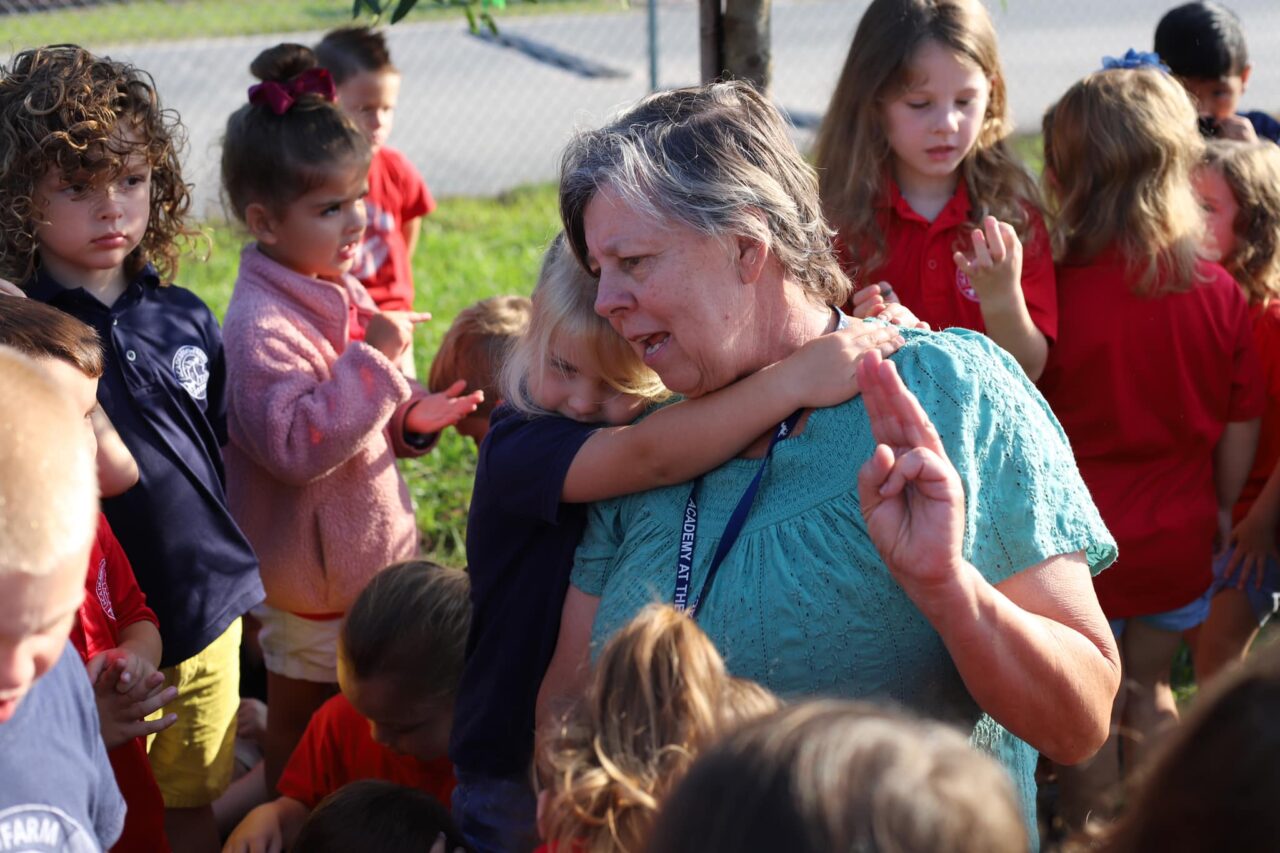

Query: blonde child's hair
left=428, top=295, right=532, bottom=423
left=646, top=700, right=1027, bottom=853
left=1042, top=67, right=1207, bottom=295
left=814, top=0, right=1041, bottom=277
left=537, top=605, right=776, bottom=853
left=500, top=234, right=668, bottom=417
left=1202, top=140, right=1280, bottom=306
left=0, top=346, right=98, bottom=579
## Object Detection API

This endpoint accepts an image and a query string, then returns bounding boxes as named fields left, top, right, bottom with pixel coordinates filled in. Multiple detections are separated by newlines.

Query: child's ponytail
left=221, top=43, right=369, bottom=222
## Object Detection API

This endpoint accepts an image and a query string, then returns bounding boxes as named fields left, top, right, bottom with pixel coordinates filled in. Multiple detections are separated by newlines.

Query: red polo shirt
left=836, top=180, right=1057, bottom=343
left=70, top=515, right=168, bottom=853
left=277, top=693, right=456, bottom=810
left=1040, top=249, right=1264, bottom=618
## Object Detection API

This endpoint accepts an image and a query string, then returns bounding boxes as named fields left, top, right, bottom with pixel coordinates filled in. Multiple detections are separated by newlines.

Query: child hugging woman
left=815, top=0, right=1055, bottom=379
left=218, top=43, right=483, bottom=793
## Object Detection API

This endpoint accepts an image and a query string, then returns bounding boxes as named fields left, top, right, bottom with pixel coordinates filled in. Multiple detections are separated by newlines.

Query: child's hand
left=783, top=321, right=903, bottom=410
left=90, top=647, right=158, bottom=697
left=0, top=278, right=25, bottom=297
left=429, top=833, right=466, bottom=853
left=856, top=351, right=967, bottom=591
left=237, top=697, right=268, bottom=745
left=954, top=217, right=1023, bottom=306
left=405, top=380, right=486, bottom=434
left=850, top=282, right=900, bottom=319
left=1216, top=114, right=1259, bottom=142
left=86, top=653, right=178, bottom=749
left=1224, top=506, right=1280, bottom=590
left=364, top=310, right=431, bottom=363
left=870, top=301, right=930, bottom=330
left=223, top=802, right=285, bottom=853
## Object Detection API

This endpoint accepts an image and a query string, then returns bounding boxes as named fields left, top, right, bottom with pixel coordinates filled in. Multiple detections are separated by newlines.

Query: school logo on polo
left=172, top=345, right=209, bottom=401
left=956, top=267, right=980, bottom=302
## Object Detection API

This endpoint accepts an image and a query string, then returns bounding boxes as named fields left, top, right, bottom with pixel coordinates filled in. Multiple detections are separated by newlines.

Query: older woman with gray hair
left=537, top=81, right=1119, bottom=834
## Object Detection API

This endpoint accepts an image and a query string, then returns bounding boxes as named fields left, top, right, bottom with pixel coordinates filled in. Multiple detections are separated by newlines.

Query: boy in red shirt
left=225, top=561, right=468, bottom=852
left=316, top=26, right=435, bottom=375
left=0, top=297, right=177, bottom=852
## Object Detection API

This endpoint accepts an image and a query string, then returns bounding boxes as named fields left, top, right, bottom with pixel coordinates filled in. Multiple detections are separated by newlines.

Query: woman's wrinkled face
left=583, top=185, right=756, bottom=398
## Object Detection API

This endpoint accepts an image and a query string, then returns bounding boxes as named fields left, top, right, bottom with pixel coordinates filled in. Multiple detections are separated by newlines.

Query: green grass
left=183, top=183, right=561, bottom=567
left=0, top=0, right=625, bottom=50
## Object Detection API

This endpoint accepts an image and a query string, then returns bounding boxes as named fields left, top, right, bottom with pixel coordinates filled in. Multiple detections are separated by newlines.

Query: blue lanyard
left=673, top=409, right=804, bottom=619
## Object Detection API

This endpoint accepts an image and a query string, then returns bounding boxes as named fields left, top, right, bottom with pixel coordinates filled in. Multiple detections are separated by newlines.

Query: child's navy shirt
left=450, top=405, right=596, bottom=777
left=27, top=266, right=263, bottom=667
left=1244, top=110, right=1280, bottom=144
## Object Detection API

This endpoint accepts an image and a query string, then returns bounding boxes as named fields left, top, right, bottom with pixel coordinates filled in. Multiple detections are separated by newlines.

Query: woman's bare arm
left=535, top=587, right=600, bottom=735
left=857, top=351, right=1118, bottom=763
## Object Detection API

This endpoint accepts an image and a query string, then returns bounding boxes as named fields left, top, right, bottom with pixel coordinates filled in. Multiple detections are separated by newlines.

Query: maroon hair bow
left=247, top=68, right=336, bottom=116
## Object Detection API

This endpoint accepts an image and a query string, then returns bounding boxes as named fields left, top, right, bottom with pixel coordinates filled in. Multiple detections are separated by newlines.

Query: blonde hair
left=814, top=0, right=1041, bottom=277
left=646, top=701, right=1027, bottom=853
left=500, top=234, right=668, bottom=417
left=1043, top=67, right=1207, bottom=295
left=1202, top=140, right=1280, bottom=306
left=560, top=81, right=851, bottom=308
left=0, top=346, right=98, bottom=578
left=537, top=605, right=777, bottom=853
left=428, top=295, right=532, bottom=421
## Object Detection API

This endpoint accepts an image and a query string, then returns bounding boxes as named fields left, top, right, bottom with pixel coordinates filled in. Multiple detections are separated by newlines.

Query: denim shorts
left=1208, top=545, right=1280, bottom=627
left=1108, top=587, right=1212, bottom=638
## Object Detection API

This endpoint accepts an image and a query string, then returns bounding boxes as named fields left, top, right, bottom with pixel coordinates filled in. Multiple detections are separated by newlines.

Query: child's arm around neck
left=560, top=321, right=903, bottom=503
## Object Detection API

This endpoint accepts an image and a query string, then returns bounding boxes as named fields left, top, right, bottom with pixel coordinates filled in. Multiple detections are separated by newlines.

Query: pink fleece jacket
left=222, top=245, right=429, bottom=615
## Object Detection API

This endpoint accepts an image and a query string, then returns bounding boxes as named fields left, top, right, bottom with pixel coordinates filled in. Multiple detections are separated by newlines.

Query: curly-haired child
left=0, top=45, right=264, bottom=853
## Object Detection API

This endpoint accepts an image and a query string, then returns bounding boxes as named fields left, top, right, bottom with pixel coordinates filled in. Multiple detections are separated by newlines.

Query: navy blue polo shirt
left=450, top=405, right=597, bottom=777
left=27, top=266, right=263, bottom=667
left=1243, top=110, right=1280, bottom=144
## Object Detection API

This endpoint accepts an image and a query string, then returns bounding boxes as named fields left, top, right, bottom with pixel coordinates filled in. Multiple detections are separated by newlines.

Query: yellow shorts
left=147, top=618, right=241, bottom=808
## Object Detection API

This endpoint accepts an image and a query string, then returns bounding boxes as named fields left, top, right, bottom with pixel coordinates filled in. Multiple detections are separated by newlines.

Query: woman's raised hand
left=954, top=217, right=1022, bottom=304
left=856, top=350, right=967, bottom=590
left=364, top=310, right=431, bottom=363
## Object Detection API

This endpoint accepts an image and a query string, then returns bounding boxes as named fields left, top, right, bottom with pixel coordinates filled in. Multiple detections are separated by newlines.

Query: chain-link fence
left=4, top=0, right=1280, bottom=218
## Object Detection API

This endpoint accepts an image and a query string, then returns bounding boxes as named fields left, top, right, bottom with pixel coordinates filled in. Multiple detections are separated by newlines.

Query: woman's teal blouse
left=571, top=328, right=1116, bottom=834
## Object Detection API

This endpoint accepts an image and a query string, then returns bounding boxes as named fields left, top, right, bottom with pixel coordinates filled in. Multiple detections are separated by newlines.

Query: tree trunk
left=699, top=0, right=772, bottom=93
left=699, top=0, right=724, bottom=85
left=723, top=0, right=772, bottom=93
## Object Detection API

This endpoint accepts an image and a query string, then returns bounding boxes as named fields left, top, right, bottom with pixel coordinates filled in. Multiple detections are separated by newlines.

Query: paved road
left=19, top=0, right=1280, bottom=214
